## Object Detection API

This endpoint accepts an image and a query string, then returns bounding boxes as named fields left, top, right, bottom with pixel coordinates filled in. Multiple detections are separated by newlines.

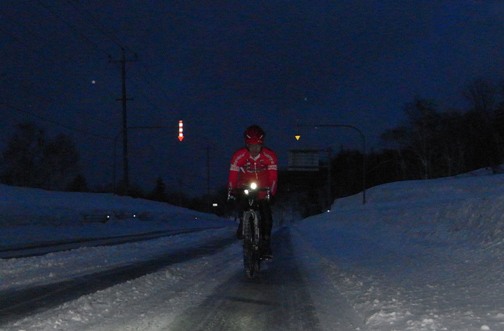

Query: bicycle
left=229, top=182, right=271, bottom=278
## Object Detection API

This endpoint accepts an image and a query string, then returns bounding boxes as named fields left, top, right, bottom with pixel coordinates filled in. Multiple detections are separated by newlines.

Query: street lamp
left=295, top=124, right=367, bottom=205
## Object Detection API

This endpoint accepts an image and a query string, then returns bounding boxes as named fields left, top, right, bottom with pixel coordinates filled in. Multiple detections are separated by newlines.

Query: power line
left=0, top=13, right=120, bottom=129
left=64, top=0, right=127, bottom=51
left=63, top=1, right=178, bottom=118
left=2, top=2, right=217, bottom=191
left=0, top=102, right=114, bottom=141
left=35, top=0, right=112, bottom=57
left=62, top=1, right=192, bottom=118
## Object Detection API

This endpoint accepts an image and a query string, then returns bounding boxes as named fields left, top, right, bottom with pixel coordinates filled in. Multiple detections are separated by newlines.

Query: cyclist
left=228, top=125, right=278, bottom=259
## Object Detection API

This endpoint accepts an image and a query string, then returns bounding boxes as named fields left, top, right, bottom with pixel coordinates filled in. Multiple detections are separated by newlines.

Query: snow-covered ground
left=1, top=169, right=504, bottom=330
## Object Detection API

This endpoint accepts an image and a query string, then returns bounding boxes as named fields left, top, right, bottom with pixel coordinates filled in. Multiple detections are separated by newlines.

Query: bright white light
left=91, top=80, right=96, bottom=84
left=250, top=182, right=257, bottom=190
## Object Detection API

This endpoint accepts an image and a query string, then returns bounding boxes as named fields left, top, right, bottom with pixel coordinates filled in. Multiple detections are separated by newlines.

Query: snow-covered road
left=0, top=226, right=357, bottom=331
left=1, top=171, right=504, bottom=330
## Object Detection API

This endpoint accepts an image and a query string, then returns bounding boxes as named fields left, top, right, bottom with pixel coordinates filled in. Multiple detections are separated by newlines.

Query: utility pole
left=206, top=145, right=211, bottom=196
left=110, top=47, right=136, bottom=194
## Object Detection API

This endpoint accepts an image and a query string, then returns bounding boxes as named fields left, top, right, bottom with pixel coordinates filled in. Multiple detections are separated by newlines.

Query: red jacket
left=228, top=146, right=278, bottom=198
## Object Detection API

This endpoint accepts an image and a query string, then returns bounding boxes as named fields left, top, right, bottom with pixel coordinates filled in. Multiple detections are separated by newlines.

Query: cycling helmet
left=244, top=125, right=265, bottom=145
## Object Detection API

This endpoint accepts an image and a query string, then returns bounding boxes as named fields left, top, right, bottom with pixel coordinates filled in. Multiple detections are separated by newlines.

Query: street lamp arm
left=127, top=126, right=172, bottom=130
left=299, top=124, right=364, bottom=141
left=295, top=123, right=367, bottom=204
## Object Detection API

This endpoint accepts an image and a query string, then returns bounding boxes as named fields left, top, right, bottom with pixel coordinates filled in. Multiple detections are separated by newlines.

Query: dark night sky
left=2, top=1, right=504, bottom=196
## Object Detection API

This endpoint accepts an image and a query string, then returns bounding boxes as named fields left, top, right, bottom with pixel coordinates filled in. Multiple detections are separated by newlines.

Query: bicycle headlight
left=244, top=182, right=257, bottom=195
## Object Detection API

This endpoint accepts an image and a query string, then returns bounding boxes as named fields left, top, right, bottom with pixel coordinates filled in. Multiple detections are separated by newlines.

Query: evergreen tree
left=150, top=177, right=167, bottom=202
left=67, top=174, right=88, bottom=192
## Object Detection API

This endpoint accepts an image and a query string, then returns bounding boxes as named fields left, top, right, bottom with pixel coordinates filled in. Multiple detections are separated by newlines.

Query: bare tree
left=1, top=122, right=81, bottom=190
left=1, top=122, right=45, bottom=187
left=463, top=79, right=503, bottom=170
left=400, top=98, right=442, bottom=179
left=41, top=133, right=80, bottom=190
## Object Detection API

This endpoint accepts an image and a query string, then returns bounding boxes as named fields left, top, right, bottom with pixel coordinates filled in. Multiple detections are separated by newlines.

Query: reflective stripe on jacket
left=228, top=146, right=278, bottom=198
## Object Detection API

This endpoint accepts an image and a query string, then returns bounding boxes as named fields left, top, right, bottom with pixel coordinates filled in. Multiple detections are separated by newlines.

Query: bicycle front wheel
left=242, top=211, right=260, bottom=278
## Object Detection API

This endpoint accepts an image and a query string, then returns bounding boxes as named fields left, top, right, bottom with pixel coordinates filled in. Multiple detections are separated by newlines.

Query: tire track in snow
left=166, top=227, right=322, bottom=331
left=0, top=234, right=236, bottom=326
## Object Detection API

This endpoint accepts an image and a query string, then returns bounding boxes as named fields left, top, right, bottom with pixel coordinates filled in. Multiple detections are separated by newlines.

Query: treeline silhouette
left=3, top=79, right=504, bottom=217
left=279, top=78, right=504, bottom=217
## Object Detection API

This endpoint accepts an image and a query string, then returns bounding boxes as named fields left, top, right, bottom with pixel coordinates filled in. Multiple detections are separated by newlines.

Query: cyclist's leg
left=259, top=200, right=273, bottom=258
left=259, top=200, right=272, bottom=237
left=236, top=197, right=247, bottom=239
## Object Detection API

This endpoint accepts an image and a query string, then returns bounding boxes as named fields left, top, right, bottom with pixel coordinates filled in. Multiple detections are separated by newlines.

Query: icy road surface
left=2, top=171, right=504, bottom=330
left=0, top=226, right=360, bottom=330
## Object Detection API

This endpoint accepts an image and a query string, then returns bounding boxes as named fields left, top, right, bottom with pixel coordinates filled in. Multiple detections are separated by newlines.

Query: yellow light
left=294, top=134, right=301, bottom=141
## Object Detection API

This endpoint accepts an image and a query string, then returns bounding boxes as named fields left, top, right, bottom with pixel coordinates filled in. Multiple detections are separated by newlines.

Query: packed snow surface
left=1, top=169, right=504, bottom=330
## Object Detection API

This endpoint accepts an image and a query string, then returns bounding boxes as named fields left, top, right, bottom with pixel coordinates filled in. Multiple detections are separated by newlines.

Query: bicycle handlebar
left=228, top=184, right=271, bottom=201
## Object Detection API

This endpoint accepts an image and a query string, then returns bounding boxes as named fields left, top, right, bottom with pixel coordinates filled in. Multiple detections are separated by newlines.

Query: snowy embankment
left=0, top=184, right=230, bottom=247
left=292, top=170, right=504, bottom=330
left=1, top=170, right=504, bottom=330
